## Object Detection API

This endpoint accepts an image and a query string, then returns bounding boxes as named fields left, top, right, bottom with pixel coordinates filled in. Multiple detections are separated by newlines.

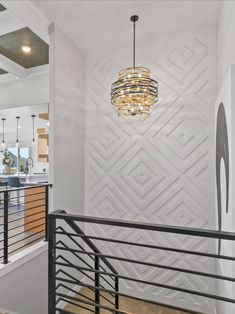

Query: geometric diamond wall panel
left=85, top=28, right=216, bottom=313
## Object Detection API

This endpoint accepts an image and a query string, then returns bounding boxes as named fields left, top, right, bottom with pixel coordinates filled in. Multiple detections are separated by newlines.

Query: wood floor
left=64, top=288, right=190, bottom=314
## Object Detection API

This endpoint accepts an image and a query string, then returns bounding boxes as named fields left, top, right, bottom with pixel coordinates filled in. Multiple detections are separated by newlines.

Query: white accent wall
left=85, top=27, right=216, bottom=313
left=49, top=24, right=85, bottom=213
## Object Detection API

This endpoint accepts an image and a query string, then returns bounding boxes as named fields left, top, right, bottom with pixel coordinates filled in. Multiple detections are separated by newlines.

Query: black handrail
left=48, top=210, right=235, bottom=314
left=49, top=211, right=235, bottom=240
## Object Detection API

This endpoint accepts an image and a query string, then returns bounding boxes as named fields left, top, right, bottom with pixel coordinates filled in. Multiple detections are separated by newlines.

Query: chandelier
left=111, top=15, right=158, bottom=118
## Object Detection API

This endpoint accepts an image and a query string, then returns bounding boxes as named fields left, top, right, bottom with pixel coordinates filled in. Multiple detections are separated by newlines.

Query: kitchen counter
left=0, top=174, right=48, bottom=185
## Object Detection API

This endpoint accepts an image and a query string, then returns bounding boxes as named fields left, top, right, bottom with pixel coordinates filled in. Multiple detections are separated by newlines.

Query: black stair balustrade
left=48, top=210, right=235, bottom=314
left=0, top=183, right=52, bottom=264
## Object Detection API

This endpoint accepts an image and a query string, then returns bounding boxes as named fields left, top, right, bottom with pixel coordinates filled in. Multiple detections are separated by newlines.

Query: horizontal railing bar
left=8, top=216, right=45, bottom=232
left=55, top=246, right=235, bottom=283
left=8, top=229, right=45, bottom=248
left=56, top=269, right=115, bottom=300
left=9, top=235, right=45, bottom=255
left=56, top=273, right=235, bottom=305
left=56, top=231, right=235, bottom=262
left=57, top=283, right=95, bottom=303
left=54, top=277, right=203, bottom=314
left=57, top=276, right=116, bottom=307
left=9, top=210, right=45, bottom=224
left=56, top=254, right=116, bottom=291
left=8, top=203, right=46, bottom=217
left=0, top=183, right=52, bottom=193
left=56, top=292, right=127, bottom=314
left=56, top=268, right=95, bottom=288
left=8, top=191, right=46, bottom=202
left=56, top=239, right=113, bottom=279
left=57, top=213, right=118, bottom=275
left=0, top=193, right=46, bottom=210
left=7, top=197, right=46, bottom=209
left=49, top=211, right=235, bottom=240
left=8, top=222, right=45, bottom=240
left=56, top=228, right=98, bottom=265
left=57, top=226, right=116, bottom=279
left=56, top=303, right=95, bottom=314
left=56, top=297, right=95, bottom=313
left=56, top=244, right=96, bottom=274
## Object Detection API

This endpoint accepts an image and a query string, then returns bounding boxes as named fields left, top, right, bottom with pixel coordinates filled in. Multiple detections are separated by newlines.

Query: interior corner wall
left=84, top=27, right=216, bottom=313
left=49, top=24, right=85, bottom=214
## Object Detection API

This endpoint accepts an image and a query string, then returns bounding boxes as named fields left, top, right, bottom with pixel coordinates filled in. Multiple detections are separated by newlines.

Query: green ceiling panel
left=0, top=68, right=7, bottom=75
left=0, top=4, right=6, bottom=12
left=0, top=27, right=49, bottom=68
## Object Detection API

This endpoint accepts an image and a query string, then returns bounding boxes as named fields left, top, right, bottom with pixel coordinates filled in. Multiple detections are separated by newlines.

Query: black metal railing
left=48, top=210, right=235, bottom=314
left=49, top=210, right=119, bottom=314
left=0, top=183, right=52, bottom=264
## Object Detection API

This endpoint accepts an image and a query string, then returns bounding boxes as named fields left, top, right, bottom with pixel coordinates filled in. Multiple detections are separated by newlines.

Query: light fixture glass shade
left=111, top=67, right=158, bottom=118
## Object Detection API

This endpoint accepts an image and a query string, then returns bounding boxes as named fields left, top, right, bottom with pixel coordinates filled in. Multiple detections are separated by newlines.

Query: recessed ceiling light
left=21, top=45, right=31, bottom=53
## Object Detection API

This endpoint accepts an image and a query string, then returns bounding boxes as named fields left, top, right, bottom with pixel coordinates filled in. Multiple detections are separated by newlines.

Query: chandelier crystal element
left=111, top=15, right=158, bottom=118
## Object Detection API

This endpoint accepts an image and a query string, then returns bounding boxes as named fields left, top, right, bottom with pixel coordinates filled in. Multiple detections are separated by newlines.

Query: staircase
left=64, top=288, right=189, bottom=314
left=48, top=210, right=235, bottom=314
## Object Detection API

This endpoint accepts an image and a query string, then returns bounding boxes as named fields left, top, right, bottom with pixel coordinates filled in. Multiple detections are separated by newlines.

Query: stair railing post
left=45, top=185, right=49, bottom=242
left=3, top=191, right=9, bottom=264
left=115, top=276, right=119, bottom=313
left=95, top=256, right=100, bottom=314
left=48, top=215, right=56, bottom=314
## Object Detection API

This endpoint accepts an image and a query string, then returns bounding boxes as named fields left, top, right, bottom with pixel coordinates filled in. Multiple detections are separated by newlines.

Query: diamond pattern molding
left=85, top=28, right=216, bottom=313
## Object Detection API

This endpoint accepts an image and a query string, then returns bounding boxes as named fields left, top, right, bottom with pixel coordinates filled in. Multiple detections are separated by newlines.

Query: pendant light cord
left=32, top=115, right=35, bottom=142
left=2, top=118, right=5, bottom=143
left=16, top=117, right=20, bottom=144
left=133, top=19, right=136, bottom=68
left=131, top=15, right=138, bottom=68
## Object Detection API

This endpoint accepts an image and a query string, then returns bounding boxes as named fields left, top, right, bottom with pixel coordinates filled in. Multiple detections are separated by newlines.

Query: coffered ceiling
left=0, top=4, right=5, bottom=12
left=0, top=2, right=49, bottom=82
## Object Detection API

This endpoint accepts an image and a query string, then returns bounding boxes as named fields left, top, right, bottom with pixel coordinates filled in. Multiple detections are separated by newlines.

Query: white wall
left=49, top=24, right=85, bottom=213
left=0, top=73, right=49, bottom=110
left=217, top=1, right=235, bottom=90
left=85, top=27, right=216, bottom=313
left=0, top=247, right=47, bottom=314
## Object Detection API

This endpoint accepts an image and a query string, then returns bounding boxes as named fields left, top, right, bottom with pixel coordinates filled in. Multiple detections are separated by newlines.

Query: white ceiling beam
left=1, top=1, right=50, bottom=44
left=0, top=54, right=26, bottom=78
left=0, top=10, right=25, bottom=36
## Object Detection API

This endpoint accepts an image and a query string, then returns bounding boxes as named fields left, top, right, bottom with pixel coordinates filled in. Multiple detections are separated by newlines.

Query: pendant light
left=2, top=118, right=6, bottom=148
left=16, top=116, right=20, bottom=147
left=31, top=114, right=36, bottom=143
left=111, top=15, right=158, bottom=118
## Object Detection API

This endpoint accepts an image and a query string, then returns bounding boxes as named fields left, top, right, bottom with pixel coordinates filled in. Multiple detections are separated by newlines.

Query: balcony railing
left=48, top=210, right=235, bottom=314
left=0, top=183, right=52, bottom=264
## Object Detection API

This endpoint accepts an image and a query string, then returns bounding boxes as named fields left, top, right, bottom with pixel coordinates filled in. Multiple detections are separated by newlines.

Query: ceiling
left=0, top=3, right=49, bottom=80
left=0, top=27, right=49, bottom=68
left=31, top=0, right=220, bottom=54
